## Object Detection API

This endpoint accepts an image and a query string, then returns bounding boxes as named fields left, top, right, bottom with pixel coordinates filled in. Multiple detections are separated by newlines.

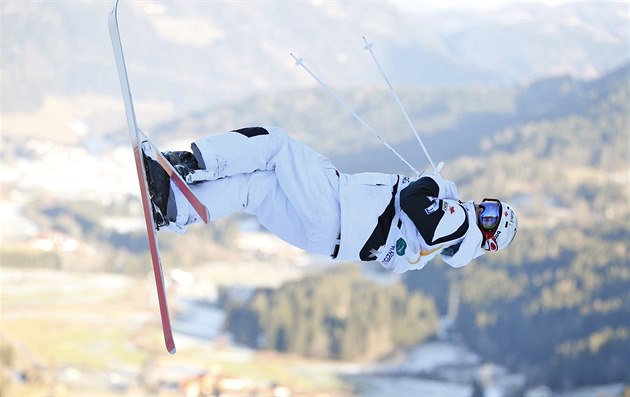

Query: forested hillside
left=227, top=265, right=438, bottom=361
left=403, top=63, right=629, bottom=388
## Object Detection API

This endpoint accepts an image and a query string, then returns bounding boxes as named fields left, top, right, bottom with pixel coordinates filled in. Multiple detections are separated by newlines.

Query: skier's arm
left=400, top=174, right=465, bottom=247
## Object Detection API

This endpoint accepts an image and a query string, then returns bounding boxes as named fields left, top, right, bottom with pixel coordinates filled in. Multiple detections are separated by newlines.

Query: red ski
left=108, top=0, right=210, bottom=354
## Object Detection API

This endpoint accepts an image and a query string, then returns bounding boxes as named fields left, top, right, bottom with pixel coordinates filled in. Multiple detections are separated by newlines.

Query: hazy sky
left=389, top=0, right=571, bottom=14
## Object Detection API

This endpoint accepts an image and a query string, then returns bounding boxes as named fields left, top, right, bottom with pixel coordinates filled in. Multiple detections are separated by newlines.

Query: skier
left=145, top=126, right=517, bottom=273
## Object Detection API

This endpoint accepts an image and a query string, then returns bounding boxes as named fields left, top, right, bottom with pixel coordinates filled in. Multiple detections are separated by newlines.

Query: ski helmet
left=477, top=198, right=518, bottom=252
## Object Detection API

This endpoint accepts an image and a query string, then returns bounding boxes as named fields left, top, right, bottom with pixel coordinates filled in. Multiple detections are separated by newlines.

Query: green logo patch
left=396, top=238, right=407, bottom=256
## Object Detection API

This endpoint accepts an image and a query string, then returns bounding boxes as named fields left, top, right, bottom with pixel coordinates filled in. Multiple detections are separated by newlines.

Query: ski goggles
left=478, top=198, right=502, bottom=241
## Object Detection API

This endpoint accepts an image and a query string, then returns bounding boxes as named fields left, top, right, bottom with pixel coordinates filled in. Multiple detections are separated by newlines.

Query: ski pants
left=171, top=127, right=341, bottom=256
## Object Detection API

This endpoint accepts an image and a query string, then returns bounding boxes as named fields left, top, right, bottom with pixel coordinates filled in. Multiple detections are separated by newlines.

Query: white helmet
left=477, top=198, right=518, bottom=252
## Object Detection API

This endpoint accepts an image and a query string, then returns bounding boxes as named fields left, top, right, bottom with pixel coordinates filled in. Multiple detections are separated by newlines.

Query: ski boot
left=162, top=151, right=200, bottom=182
left=143, top=154, right=177, bottom=229
left=163, top=149, right=218, bottom=184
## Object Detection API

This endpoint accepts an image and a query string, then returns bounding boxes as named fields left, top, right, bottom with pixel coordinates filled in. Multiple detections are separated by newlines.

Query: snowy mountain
left=2, top=1, right=627, bottom=119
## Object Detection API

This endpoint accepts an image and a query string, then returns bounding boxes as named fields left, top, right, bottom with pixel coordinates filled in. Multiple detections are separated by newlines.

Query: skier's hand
left=419, top=171, right=460, bottom=200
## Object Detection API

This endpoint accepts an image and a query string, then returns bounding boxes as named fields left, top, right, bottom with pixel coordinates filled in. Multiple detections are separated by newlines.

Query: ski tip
left=166, top=339, right=177, bottom=354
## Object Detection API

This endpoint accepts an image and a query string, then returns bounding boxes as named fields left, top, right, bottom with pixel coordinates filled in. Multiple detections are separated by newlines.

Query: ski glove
left=418, top=171, right=460, bottom=200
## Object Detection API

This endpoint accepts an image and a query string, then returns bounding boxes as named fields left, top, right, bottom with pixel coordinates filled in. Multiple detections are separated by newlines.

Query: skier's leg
left=268, top=137, right=341, bottom=253
left=184, top=127, right=341, bottom=254
left=193, top=127, right=338, bottom=220
left=172, top=171, right=274, bottom=226
left=175, top=128, right=340, bottom=252
left=217, top=127, right=338, bottom=251
left=173, top=170, right=335, bottom=254
left=190, top=127, right=308, bottom=180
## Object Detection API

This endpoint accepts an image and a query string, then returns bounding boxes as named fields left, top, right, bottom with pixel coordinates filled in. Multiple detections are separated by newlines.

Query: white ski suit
left=172, top=127, right=485, bottom=273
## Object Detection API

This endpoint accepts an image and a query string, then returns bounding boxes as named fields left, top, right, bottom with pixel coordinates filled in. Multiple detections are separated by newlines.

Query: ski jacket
left=336, top=172, right=485, bottom=273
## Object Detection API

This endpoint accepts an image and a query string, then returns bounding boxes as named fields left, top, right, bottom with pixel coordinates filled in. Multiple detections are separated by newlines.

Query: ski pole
left=290, top=53, right=420, bottom=175
left=363, top=37, right=442, bottom=173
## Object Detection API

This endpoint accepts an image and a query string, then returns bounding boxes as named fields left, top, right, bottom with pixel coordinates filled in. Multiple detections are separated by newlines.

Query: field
left=0, top=267, right=350, bottom=396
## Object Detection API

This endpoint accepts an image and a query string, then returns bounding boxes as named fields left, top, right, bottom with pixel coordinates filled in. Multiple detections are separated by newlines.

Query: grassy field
left=1, top=267, right=352, bottom=396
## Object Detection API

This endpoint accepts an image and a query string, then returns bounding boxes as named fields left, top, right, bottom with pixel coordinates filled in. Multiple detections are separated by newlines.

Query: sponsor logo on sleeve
left=383, top=245, right=396, bottom=263
left=396, top=238, right=407, bottom=256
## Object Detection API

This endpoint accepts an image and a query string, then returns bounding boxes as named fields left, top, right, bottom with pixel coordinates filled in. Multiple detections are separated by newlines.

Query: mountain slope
left=3, top=1, right=627, bottom=117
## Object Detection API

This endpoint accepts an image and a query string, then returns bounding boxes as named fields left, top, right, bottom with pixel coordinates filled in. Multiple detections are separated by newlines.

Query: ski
left=108, top=0, right=175, bottom=354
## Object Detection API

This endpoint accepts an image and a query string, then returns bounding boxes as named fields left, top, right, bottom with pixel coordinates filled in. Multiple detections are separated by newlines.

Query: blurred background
left=1, top=1, right=628, bottom=396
